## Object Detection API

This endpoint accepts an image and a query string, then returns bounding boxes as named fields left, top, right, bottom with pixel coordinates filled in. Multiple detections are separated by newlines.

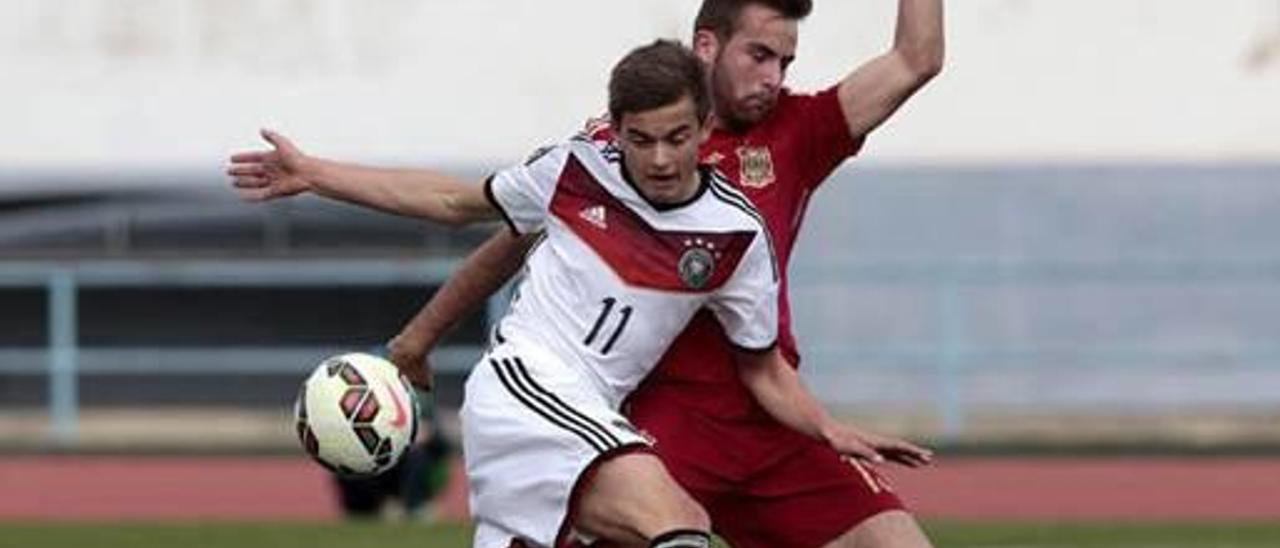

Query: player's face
left=616, top=95, right=711, bottom=205
left=697, top=4, right=798, bottom=130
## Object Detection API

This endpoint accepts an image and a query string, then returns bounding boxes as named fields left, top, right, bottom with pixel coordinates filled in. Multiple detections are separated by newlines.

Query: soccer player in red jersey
left=388, top=2, right=945, bottom=547
left=622, top=2, right=945, bottom=545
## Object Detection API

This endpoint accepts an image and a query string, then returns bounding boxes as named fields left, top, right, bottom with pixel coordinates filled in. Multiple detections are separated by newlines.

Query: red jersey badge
left=736, top=146, right=776, bottom=189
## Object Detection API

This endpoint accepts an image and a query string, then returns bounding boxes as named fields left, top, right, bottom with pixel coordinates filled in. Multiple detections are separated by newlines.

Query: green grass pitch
left=2, top=521, right=1280, bottom=547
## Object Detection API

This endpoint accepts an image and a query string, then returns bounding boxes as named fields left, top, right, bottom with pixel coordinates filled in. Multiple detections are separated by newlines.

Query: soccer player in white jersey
left=230, top=40, right=930, bottom=548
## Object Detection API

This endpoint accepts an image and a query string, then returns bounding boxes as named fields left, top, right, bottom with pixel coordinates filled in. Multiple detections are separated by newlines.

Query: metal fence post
left=47, top=269, right=79, bottom=444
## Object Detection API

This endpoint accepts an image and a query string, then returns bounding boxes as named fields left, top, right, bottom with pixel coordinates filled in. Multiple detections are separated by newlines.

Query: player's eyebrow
left=626, top=124, right=692, bottom=142
left=662, top=125, right=692, bottom=140
left=749, top=42, right=795, bottom=66
left=625, top=128, right=657, bottom=141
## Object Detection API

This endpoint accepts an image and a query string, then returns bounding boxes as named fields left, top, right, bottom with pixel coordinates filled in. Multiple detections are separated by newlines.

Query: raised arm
left=735, top=348, right=934, bottom=467
left=837, top=0, right=945, bottom=139
left=388, top=229, right=537, bottom=389
left=228, top=129, right=497, bottom=226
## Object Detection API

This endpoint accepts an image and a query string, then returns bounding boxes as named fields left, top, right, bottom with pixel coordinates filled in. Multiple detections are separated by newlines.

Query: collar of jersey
left=617, top=158, right=713, bottom=213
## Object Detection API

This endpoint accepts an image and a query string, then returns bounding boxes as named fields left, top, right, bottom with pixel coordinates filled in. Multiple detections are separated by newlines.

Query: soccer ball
left=294, top=352, right=419, bottom=477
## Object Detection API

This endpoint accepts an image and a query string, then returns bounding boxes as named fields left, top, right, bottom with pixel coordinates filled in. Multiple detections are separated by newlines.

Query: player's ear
left=697, top=115, right=713, bottom=145
left=692, top=29, right=720, bottom=64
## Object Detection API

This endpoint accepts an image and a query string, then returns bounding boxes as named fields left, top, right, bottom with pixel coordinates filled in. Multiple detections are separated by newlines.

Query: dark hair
left=608, top=39, right=711, bottom=125
left=693, top=0, right=813, bottom=40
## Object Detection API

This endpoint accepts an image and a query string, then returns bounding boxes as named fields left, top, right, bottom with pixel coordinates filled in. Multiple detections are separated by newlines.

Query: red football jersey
left=629, top=85, right=863, bottom=420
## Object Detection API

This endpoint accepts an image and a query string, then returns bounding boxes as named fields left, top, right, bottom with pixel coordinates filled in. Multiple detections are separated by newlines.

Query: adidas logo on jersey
left=579, top=205, right=608, bottom=230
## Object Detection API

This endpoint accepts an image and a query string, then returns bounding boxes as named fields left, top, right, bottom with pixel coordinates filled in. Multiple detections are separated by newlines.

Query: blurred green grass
left=2, top=521, right=1280, bottom=547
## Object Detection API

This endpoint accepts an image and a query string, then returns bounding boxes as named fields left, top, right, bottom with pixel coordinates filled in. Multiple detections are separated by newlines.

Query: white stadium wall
left=1, top=0, right=1278, bottom=181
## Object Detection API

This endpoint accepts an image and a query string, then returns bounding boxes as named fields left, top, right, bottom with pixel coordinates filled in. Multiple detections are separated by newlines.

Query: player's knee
left=575, top=452, right=709, bottom=542
left=646, top=484, right=708, bottom=532
left=624, top=485, right=709, bottom=536
left=649, top=528, right=711, bottom=548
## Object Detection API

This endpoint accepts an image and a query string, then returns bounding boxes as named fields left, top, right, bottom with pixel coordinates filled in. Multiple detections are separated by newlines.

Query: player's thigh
left=575, top=451, right=710, bottom=543
left=822, top=510, right=933, bottom=548
left=713, top=442, right=905, bottom=548
left=463, top=347, right=651, bottom=547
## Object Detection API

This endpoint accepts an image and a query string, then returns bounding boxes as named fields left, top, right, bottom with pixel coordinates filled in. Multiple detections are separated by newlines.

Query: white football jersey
left=485, top=134, right=780, bottom=409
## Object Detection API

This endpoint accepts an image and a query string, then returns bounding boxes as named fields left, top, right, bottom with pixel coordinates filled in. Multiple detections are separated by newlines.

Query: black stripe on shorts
left=490, top=358, right=619, bottom=453
left=508, top=357, right=621, bottom=448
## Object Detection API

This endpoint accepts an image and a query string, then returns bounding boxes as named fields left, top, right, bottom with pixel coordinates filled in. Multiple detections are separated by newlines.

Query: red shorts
left=627, top=392, right=906, bottom=548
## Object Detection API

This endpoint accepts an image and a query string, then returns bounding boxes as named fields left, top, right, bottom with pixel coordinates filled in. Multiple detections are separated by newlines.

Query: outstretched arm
left=388, top=229, right=537, bottom=389
left=837, top=0, right=945, bottom=139
left=736, top=348, right=934, bottom=467
left=228, top=129, right=496, bottom=226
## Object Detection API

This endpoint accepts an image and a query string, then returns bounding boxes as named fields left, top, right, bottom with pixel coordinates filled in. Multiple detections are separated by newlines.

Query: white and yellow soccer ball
left=294, top=352, right=419, bottom=477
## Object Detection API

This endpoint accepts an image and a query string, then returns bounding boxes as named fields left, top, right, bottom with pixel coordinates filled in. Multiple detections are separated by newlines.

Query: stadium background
left=2, top=1, right=1280, bottom=546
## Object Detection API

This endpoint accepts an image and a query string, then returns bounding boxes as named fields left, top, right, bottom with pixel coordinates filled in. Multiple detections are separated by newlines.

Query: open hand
left=823, top=424, right=934, bottom=468
left=227, top=129, right=314, bottom=202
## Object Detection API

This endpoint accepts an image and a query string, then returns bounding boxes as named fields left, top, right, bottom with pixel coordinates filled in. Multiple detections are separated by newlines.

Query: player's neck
left=708, top=110, right=755, bottom=135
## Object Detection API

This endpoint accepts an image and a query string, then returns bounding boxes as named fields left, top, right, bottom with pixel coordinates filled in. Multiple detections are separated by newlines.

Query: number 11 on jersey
left=584, top=297, right=632, bottom=355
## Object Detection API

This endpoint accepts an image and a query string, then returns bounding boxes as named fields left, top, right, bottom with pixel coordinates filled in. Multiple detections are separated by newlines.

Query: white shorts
left=462, top=338, right=651, bottom=548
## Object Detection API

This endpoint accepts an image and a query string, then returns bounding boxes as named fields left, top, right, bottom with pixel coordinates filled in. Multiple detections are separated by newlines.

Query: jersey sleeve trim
left=730, top=339, right=778, bottom=355
left=483, top=174, right=523, bottom=235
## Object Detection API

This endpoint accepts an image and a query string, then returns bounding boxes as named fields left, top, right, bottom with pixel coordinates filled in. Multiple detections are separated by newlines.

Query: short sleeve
left=796, top=85, right=864, bottom=190
left=707, top=230, right=779, bottom=352
left=485, top=143, right=571, bottom=234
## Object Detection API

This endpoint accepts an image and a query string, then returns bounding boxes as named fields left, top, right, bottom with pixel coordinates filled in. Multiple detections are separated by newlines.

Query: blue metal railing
left=791, top=259, right=1280, bottom=439
left=0, top=259, right=477, bottom=443
left=4, top=259, right=1279, bottom=443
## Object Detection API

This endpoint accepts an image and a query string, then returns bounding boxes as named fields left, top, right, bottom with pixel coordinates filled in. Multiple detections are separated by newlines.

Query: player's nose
left=652, top=144, right=675, bottom=168
left=759, top=60, right=783, bottom=92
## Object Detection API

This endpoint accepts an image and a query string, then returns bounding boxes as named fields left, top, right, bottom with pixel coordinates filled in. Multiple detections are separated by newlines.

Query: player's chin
left=644, top=178, right=683, bottom=200
left=737, top=99, right=774, bottom=123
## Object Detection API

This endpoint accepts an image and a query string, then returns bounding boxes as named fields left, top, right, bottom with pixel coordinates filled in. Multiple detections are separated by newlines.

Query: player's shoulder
left=765, top=86, right=841, bottom=122
left=777, top=85, right=839, bottom=107
left=566, top=117, right=623, bottom=166
left=580, top=114, right=615, bottom=142
left=702, top=168, right=779, bottom=279
left=701, top=168, right=768, bottom=232
left=522, top=123, right=613, bottom=169
left=570, top=114, right=616, bottom=154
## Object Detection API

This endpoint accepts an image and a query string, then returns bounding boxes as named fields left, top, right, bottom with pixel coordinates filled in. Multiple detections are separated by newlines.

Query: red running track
left=2, top=456, right=1279, bottom=522
left=894, top=457, right=1280, bottom=521
left=0, top=456, right=341, bottom=521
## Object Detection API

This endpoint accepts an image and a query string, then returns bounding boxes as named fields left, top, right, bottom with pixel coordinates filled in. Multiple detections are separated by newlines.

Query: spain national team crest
left=736, top=146, right=776, bottom=189
left=678, top=240, right=718, bottom=290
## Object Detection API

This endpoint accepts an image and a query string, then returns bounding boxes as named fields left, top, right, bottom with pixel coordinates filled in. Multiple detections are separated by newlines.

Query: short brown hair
left=693, top=0, right=813, bottom=40
left=608, top=40, right=711, bottom=125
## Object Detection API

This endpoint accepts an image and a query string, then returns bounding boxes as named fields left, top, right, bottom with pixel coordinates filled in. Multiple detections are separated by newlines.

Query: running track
left=2, top=456, right=1279, bottom=521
